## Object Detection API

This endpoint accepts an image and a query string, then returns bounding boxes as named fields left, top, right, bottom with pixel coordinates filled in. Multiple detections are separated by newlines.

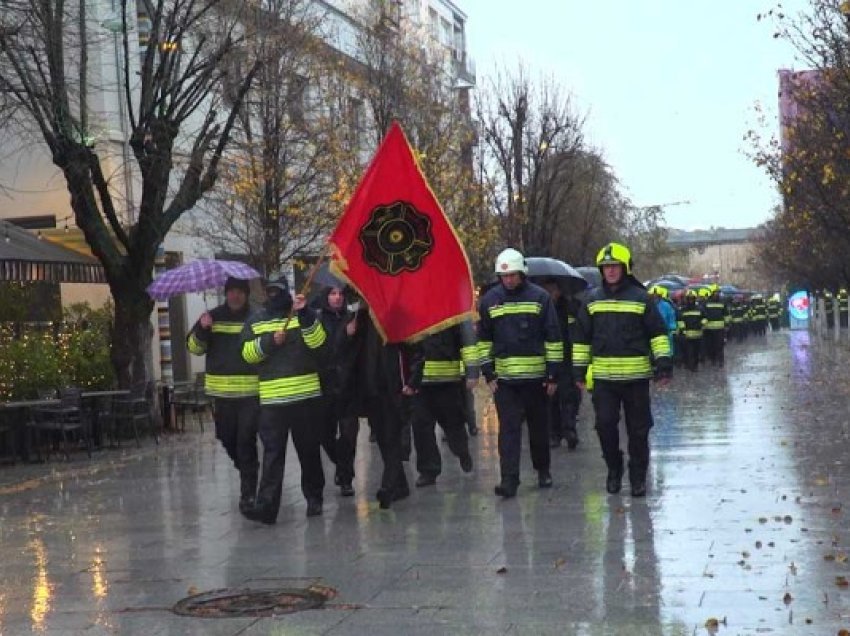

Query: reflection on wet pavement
left=1, top=330, right=850, bottom=633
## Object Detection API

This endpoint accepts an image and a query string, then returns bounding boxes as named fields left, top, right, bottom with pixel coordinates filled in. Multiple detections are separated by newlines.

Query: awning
left=0, top=220, right=107, bottom=284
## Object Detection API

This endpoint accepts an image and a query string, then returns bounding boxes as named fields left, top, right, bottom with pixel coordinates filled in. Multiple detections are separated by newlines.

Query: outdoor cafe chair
left=27, top=387, right=92, bottom=460
left=170, top=373, right=211, bottom=433
left=108, top=382, right=159, bottom=447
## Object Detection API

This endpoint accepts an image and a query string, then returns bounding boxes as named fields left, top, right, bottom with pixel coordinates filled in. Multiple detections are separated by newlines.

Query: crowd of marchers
left=187, top=240, right=783, bottom=526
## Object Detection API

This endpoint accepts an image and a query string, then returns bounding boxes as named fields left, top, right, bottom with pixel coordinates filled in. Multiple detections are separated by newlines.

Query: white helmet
left=494, top=248, right=527, bottom=275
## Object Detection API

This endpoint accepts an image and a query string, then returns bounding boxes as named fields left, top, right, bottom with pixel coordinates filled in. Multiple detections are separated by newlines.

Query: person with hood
left=355, top=311, right=412, bottom=509
left=478, top=248, right=563, bottom=499
left=539, top=278, right=582, bottom=450
left=572, top=243, right=672, bottom=497
left=649, top=285, right=678, bottom=360
left=315, top=285, right=361, bottom=497
left=187, top=276, right=259, bottom=515
left=240, top=274, right=328, bottom=523
left=407, top=321, right=478, bottom=487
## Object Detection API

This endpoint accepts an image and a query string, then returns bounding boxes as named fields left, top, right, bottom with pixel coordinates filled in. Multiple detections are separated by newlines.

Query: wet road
left=1, top=329, right=850, bottom=634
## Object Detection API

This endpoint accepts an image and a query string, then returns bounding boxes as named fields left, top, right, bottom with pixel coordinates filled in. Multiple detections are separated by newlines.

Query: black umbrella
left=311, top=260, right=346, bottom=290
left=526, top=257, right=588, bottom=295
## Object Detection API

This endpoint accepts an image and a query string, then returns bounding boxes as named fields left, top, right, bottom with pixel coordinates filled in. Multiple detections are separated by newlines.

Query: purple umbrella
left=147, top=260, right=262, bottom=301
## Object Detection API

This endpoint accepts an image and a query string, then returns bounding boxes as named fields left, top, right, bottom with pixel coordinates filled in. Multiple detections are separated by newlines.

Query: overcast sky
left=460, top=0, right=807, bottom=230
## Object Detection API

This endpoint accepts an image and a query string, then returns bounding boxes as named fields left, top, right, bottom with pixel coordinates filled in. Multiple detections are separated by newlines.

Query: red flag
left=328, top=122, right=474, bottom=343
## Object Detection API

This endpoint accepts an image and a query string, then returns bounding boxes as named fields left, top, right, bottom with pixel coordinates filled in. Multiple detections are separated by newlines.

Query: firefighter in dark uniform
left=839, top=289, right=848, bottom=328
left=751, top=294, right=768, bottom=336
left=572, top=242, right=672, bottom=497
left=540, top=279, right=582, bottom=450
left=408, top=322, right=478, bottom=487
left=187, top=277, right=260, bottom=514
left=825, top=291, right=835, bottom=329
left=730, top=298, right=746, bottom=343
left=767, top=294, right=782, bottom=331
left=702, top=284, right=728, bottom=367
left=478, top=248, right=563, bottom=498
left=677, top=290, right=705, bottom=372
left=240, top=275, right=327, bottom=523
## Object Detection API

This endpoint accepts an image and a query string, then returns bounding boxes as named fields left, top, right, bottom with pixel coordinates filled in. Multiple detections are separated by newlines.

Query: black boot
left=538, top=470, right=553, bottom=488
left=564, top=430, right=579, bottom=450
left=606, top=456, right=624, bottom=495
left=306, top=499, right=323, bottom=517
left=629, top=461, right=647, bottom=497
left=494, top=475, right=519, bottom=498
left=239, top=471, right=257, bottom=515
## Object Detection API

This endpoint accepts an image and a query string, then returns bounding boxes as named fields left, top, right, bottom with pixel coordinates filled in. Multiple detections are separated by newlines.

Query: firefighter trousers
left=703, top=329, right=725, bottom=367
left=592, top=379, right=653, bottom=484
left=319, top=396, right=359, bottom=486
left=411, top=383, right=470, bottom=478
left=494, top=381, right=550, bottom=480
left=213, top=396, right=260, bottom=500
left=255, top=399, right=325, bottom=518
left=366, top=394, right=410, bottom=499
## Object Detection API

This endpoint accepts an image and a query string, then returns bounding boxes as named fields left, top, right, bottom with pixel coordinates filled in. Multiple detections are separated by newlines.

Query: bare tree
left=0, top=0, right=259, bottom=386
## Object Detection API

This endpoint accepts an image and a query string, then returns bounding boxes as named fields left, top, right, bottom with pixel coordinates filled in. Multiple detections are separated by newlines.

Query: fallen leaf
left=755, top=541, right=763, bottom=549
left=187, top=586, right=199, bottom=596
left=496, top=566, right=507, bottom=574
left=759, top=517, right=768, bottom=524
left=836, top=576, right=849, bottom=588
left=705, top=617, right=719, bottom=628
left=553, top=558, right=566, bottom=570
left=825, top=554, right=837, bottom=562
left=742, top=551, right=751, bottom=558
left=783, top=592, right=793, bottom=604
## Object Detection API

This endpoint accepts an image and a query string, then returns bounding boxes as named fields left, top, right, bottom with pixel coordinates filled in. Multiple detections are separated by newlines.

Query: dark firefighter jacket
left=408, top=322, right=479, bottom=389
left=240, top=306, right=327, bottom=406
left=677, top=305, right=706, bottom=339
left=187, top=303, right=258, bottom=398
left=477, top=280, right=564, bottom=383
left=572, top=277, right=672, bottom=383
left=702, top=300, right=729, bottom=331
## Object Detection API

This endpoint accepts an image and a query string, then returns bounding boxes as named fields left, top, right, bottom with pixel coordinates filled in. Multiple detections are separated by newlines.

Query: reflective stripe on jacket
left=187, top=304, right=258, bottom=398
left=477, top=280, right=563, bottom=383
left=240, top=308, right=327, bottom=405
left=572, top=278, right=671, bottom=383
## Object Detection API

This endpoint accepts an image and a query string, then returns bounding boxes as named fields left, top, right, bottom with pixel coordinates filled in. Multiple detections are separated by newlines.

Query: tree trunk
left=111, top=287, right=155, bottom=389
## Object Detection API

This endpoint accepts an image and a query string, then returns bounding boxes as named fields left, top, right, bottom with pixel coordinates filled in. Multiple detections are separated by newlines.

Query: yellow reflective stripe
left=187, top=332, right=207, bottom=355
left=205, top=374, right=259, bottom=397
left=495, top=356, right=546, bottom=379
left=211, top=323, right=244, bottom=334
left=423, top=360, right=463, bottom=382
left=460, top=344, right=479, bottom=366
left=676, top=320, right=685, bottom=330
left=683, top=330, right=702, bottom=338
left=259, top=373, right=321, bottom=404
left=478, top=340, right=494, bottom=363
left=592, top=356, right=652, bottom=380
left=252, top=318, right=302, bottom=334
left=544, top=341, right=564, bottom=363
left=301, top=321, right=326, bottom=349
left=243, top=338, right=266, bottom=364
left=489, top=302, right=542, bottom=318
left=572, top=343, right=591, bottom=365
left=587, top=300, right=645, bottom=315
left=650, top=335, right=670, bottom=357
left=704, top=320, right=725, bottom=329
left=567, top=315, right=576, bottom=325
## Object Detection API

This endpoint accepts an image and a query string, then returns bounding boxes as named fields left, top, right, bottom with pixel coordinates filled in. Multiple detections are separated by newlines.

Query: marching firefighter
left=240, top=274, right=328, bottom=523
left=730, top=297, right=746, bottom=343
left=572, top=242, right=672, bottom=497
left=767, top=294, right=782, bottom=332
left=408, top=322, right=478, bottom=487
left=478, top=248, right=563, bottom=498
left=839, top=289, right=848, bottom=328
left=677, top=290, right=705, bottom=372
left=702, top=284, right=729, bottom=367
left=751, top=294, right=768, bottom=336
left=187, top=277, right=260, bottom=515
left=825, top=291, right=835, bottom=329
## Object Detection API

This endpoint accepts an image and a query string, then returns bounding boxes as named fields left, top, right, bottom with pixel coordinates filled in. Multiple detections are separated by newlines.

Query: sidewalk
left=1, top=329, right=850, bottom=634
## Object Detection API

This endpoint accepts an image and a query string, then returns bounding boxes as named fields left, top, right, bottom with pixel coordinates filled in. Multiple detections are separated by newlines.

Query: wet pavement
left=2, top=329, right=850, bottom=634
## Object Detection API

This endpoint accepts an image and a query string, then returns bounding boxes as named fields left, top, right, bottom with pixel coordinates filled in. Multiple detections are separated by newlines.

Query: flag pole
left=275, top=247, right=332, bottom=341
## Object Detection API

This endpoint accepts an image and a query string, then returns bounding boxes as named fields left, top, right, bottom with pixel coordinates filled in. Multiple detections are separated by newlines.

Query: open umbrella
left=526, top=257, right=588, bottom=296
left=146, top=259, right=261, bottom=301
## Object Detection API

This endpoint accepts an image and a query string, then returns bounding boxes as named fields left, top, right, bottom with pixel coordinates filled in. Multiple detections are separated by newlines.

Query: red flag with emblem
left=328, top=122, right=475, bottom=343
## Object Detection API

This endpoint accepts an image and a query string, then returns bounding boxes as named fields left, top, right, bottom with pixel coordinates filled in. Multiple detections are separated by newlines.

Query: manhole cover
left=172, top=586, right=332, bottom=618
